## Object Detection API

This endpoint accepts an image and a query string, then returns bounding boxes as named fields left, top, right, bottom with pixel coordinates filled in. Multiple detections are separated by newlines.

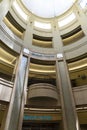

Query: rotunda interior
left=0, top=0, right=87, bottom=130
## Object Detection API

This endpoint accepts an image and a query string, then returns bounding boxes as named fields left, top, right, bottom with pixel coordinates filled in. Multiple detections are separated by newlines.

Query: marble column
left=53, top=26, right=80, bottom=130
left=56, top=56, right=80, bottom=130
left=2, top=49, right=30, bottom=130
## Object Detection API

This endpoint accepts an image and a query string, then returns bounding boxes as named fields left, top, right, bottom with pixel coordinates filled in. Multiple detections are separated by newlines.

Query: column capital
left=23, top=48, right=30, bottom=55
left=56, top=53, right=64, bottom=61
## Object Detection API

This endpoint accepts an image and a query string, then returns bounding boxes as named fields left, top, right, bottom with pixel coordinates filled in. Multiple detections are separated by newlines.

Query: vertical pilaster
left=74, top=2, right=87, bottom=35
left=52, top=19, right=62, bottom=51
left=24, top=16, right=33, bottom=48
left=3, top=49, right=30, bottom=130
left=56, top=56, right=80, bottom=130
left=0, top=0, right=10, bottom=23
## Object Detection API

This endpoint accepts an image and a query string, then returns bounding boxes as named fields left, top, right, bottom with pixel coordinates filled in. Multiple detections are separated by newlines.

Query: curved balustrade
left=28, top=83, right=58, bottom=100
left=0, top=24, right=21, bottom=53
left=0, top=21, right=23, bottom=45
left=27, top=84, right=87, bottom=107
left=0, top=78, right=13, bottom=102
left=27, top=83, right=59, bottom=107
left=73, top=85, right=87, bottom=105
left=0, top=78, right=87, bottom=107
left=0, top=19, right=87, bottom=60
left=64, top=37, right=87, bottom=59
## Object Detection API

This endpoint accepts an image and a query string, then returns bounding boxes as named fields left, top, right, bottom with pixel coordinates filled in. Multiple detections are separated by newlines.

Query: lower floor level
left=22, top=121, right=87, bottom=130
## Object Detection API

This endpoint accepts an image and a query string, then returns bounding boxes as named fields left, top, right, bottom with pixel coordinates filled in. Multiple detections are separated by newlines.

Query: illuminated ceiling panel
left=80, top=0, right=87, bottom=8
left=0, top=48, right=16, bottom=64
left=58, top=13, right=76, bottom=27
left=34, top=21, right=51, bottom=29
left=21, top=0, right=76, bottom=18
left=13, top=0, right=28, bottom=21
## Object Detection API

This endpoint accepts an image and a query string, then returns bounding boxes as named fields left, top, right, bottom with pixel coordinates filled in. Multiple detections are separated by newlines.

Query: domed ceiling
left=21, top=0, right=76, bottom=18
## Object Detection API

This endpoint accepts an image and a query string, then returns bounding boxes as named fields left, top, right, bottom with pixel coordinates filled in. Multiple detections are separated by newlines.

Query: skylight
left=21, top=0, right=76, bottom=18
left=58, top=13, right=76, bottom=27
left=13, top=0, right=28, bottom=21
left=80, top=0, right=87, bottom=8
left=34, top=21, right=51, bottom=29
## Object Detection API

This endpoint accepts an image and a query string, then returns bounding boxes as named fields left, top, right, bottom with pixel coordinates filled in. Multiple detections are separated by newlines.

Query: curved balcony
left=73, top=85, right=87, bottom=105
left=0, top=78, right=13, bottom=102
left=28, top=83, right=59, bottom=107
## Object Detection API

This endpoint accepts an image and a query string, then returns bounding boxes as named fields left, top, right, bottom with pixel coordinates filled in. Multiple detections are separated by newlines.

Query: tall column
left=56, top=57, right=80, bottom=130
left=2, top=49, right=30, bottom=130
left=54, top=28, right=80, bottom=130
left=18, top=53, right=30, bottom=130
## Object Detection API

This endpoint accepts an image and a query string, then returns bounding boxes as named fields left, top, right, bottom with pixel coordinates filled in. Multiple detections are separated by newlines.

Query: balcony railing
left=0, top=78, right=13, bottom=102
